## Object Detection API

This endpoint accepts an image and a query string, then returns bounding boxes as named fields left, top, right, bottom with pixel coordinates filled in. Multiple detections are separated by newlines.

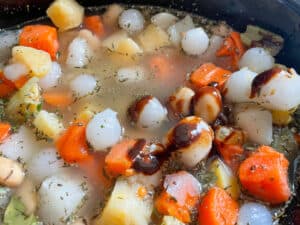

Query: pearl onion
left=168, top=87, right=195, bottom=118
left=86, top=109, right=122, bottom=151
left=239, top=47, right=274, bottom=73
left=238, top=202, right=273, bottom=225
left=119, top=9, right=145, bottom=34
left=129, top=96, right=167, bottom=129
left=181, top=27, right=209, bottom=55
left=3, top=63, right=29, bottom=81
left=164, top=116, right=214, bottom=168
left=70, top=74, right=97, bottom=97
left=193, top=86, right=222, bottom=124
left=39, top=62, right=62, bottom=90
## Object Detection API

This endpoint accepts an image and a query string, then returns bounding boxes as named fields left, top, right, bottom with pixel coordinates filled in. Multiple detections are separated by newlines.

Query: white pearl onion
left=168, top=87, right=195, bottom=117
left=70, top=74, right=97, bottom=97
left=181, top=27, right=209, bottom=55
left=164, top=116, right=214, bottom=168
left=66, top=37, right=92, bottom=68
left=193, top=86, right=222, bottom=124
left=39, top=62, right=62, bottom=90
left=129, top=96, right=167, bottom=129
left=86, top=109, right=122, bottom=151
left=238, top=202, right=273, bottom=225
left=119, top=9, right=145, bottom=34
left=239, top=47, right=274, bottom=73
left=224, top=68, right=257, bottom=103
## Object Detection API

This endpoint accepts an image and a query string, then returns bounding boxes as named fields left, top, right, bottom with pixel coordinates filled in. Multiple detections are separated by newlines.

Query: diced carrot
left=19, top=25, right=59, bottom=59
left=216, top=32, right=246, bottom=70
left=238, top=145, right=291, bottom=204
left=104, top=139, right=137, bottom=176
left=0, top=123, right=11, bottom=143
left=156, top=191, right=192, bottom=223
left=0, top=72, right=16, bottom=98
left=56, top=120, right=90, bottom=163
left=189, top=63, right=231, bottom=91
left=13, top=75, right=30, bottom=89
left=217, top=144, right=244, bottom=173
left=198, top=187, right=239, bottom=225
left=149, top=56, right=171, bottom=78
left=155, top=171, right=201, bottom=223
left=84, top=15, right=105, bottom=37
left=43, top=90, right=73, bottom=108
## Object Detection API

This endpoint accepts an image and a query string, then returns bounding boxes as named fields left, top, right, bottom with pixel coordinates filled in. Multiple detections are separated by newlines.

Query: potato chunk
left=47, top=0, right=84, bottom=31
left=137, top=24, right=170, bottom=52
left=102, top=31, right=143, bottom=56
left=209, top=158, right=240, bottom=199
left=12, top=46, right=51, bottom=78
left=33, top=110, right=64, bottom=140
left=94, top=178, right=153, bottom=225
left=6, top=77, right=41, bottom=122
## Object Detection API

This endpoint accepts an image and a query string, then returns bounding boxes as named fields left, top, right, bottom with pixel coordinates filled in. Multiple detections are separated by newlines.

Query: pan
left=0, top=0, right=299, bottom=224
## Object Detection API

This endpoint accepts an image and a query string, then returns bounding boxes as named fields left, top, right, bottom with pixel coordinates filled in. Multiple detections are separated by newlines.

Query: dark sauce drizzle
left=250, top=67, right=282, bottom=98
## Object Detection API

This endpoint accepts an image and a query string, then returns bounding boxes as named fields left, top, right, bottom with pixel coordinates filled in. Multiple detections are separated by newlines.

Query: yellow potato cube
left=12, top=46, right=51, bottom=78
left=209, top=158, right=240, bottom=200
left=94, top=179, right=152, bottom=225
left=33, top=110, right=64, bottom=140
left=6, top=77, right=41, bottom=122
left=103, top=31, right=143, bottom=56
left=47, top=0, right=84, bottom=31
left=137, top=24, right=170, bottom=52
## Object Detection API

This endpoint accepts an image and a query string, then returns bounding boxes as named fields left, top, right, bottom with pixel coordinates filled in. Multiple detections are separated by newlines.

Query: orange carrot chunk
left=0, top=72, right=16, bottom=98
left=0, top=123, right=11, bottom=143
left=198, top=187, right=239, bottom=225
left=43, top=90, right=73, bottom=108
left=105, top=139, right=137, bottom=176
left=56, top=120, right=90, bottom=163
left=155, top=171, right=201, bottom=223
left=189, top=63, right=231, bottom=90
left=13, top=75, right=30, bottom=89
left=238, top=145, right=291, bottom=204
left=84, top=15, right=105, bottom=37
left=216, top=32, right=246, bottom=70
left=19, top=25, right=59, bottom=59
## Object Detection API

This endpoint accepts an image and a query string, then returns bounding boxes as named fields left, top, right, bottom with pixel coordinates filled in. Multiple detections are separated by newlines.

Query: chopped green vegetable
left=3, top=196, right=40, bottom=225
left=241, top=25, right=284, bottom=56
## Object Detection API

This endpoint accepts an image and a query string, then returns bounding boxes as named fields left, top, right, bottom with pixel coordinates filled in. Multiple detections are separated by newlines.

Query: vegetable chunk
left=198, top=187, right=239, bottom=225
left=238, top=146, right=291, bottom=204
left=12, top=46, right=51, bottom=78
left=47, top=0, right=84, bottom=31
left=19, top=25, right=59, bottom=59
left=94, top=178, right=153, bottom=225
